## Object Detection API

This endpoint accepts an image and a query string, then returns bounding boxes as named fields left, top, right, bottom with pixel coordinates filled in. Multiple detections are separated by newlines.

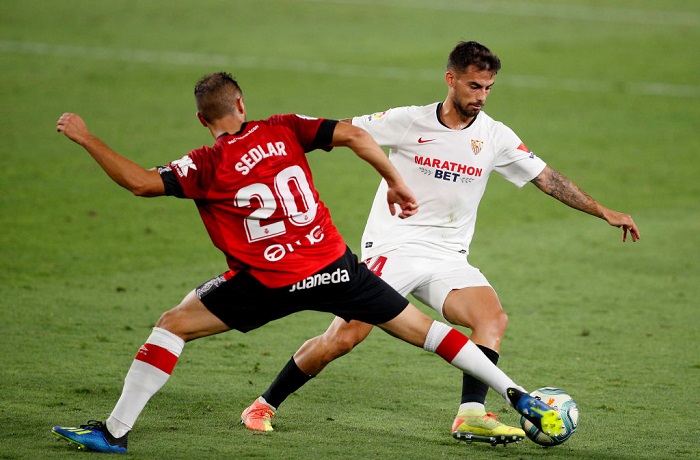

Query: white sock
left=459, top=402, right=486, bottom=413
left=424, top=321, right=521, bottom=403
left=106, top=327, right=184, bottom=438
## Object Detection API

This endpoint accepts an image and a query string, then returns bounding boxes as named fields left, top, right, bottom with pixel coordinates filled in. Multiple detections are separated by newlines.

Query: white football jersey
left=354, top=103, right=547, bottom=259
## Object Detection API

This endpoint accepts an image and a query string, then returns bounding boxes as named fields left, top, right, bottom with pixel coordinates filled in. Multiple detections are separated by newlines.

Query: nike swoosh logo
left=418, top=137, right=435, bottom=144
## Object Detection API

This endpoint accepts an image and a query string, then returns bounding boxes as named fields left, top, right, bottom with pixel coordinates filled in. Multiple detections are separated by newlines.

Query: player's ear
left=445, top=71, right=454, bottom=87
left=235, top=96, right=246, bottom=117
left=196, top=112, right=208, bottom=127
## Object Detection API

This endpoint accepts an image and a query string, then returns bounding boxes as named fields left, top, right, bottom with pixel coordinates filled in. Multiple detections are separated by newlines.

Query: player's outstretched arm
left=56, top=113, right=165, bottom=197
left=531, top=165, right=640, bottom=242
left=331, top=122, right=418, bottom=219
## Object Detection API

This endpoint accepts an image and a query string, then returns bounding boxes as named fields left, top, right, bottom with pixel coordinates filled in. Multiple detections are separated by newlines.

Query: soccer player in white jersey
left=242, top=41, right=640, bottom=445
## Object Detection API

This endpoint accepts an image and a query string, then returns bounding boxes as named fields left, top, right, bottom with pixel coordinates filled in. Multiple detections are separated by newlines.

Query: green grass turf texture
left=1, top=1, right=699, bottom=459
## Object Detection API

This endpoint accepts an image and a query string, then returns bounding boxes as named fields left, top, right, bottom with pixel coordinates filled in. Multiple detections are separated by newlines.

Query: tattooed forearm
left=530, top=166, right=640, bottom=241
left=531, top=166, right=603, bottom=218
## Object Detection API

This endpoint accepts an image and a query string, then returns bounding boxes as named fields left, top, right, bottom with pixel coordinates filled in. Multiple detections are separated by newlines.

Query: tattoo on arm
left=532, top=167, right=603, bottom=218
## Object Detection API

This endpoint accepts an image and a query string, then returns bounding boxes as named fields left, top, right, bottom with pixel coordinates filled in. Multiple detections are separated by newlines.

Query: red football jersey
left=161, top=114, right=347, bottom=288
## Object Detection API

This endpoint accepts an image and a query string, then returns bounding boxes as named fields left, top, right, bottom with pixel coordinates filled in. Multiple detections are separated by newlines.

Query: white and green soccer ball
left=520, top=387, right=579, bottom=446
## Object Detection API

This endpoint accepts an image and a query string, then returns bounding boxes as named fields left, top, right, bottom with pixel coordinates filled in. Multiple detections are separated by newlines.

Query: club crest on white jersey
left=471, top=139, right=484, bottom=155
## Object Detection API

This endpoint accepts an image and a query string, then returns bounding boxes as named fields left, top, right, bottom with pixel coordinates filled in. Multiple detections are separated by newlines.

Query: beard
left=453, top=97, right=483, bottom=119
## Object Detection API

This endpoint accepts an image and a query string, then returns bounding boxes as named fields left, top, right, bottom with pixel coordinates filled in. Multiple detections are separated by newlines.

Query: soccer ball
left=520, top=387, right=579, bottom=446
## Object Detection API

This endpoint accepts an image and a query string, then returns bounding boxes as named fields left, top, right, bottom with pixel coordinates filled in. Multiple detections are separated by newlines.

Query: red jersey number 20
left=235, top=165, right=318, bottom=242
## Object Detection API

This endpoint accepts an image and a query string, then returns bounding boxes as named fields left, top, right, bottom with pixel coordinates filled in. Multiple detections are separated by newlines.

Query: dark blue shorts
left=196, top=247, right=409, bottom=332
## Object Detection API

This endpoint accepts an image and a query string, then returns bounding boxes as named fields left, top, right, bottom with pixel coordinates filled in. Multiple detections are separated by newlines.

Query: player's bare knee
left=494, top=309, right=508, bottom=335
left=320, top=330, right=359, bottom=359
left=473, top=309, right=508, bottom=338
left=154, top=309, right=188, bottom=341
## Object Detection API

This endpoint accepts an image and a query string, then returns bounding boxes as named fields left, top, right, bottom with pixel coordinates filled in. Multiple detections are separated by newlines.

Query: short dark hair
left=446, top=41, right=501, bottom=74
left=194, top=72, right=242, bottom=122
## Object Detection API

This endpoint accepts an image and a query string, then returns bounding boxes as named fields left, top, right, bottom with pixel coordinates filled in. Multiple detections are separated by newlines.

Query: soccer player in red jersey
left=52, top=72, right=561, bottom=453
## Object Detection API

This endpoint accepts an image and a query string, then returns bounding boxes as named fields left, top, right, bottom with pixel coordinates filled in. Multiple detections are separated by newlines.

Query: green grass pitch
left=1, top=1, right=699, bottom=459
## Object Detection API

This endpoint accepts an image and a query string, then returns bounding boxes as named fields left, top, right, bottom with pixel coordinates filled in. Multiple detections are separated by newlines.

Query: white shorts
left=362, top=242, right=491, bottom=320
